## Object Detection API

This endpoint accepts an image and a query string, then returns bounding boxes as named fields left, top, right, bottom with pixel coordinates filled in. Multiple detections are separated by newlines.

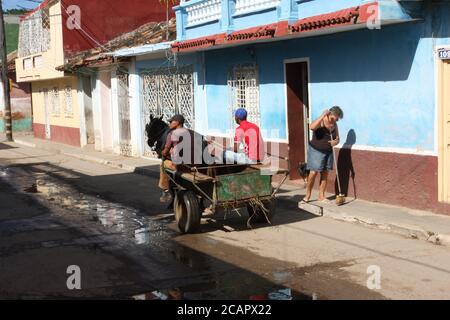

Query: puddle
left=2, top=167, right=173, bottom=246
left=0, top=166, right=328, bottom=300
left=0, top=168, right=8, bottom=176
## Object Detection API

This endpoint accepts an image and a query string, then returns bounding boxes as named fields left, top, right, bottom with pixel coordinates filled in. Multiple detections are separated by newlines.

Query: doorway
left=438, top=59, right=450, bottom=203
left=285, top=60, right=310, bottom=180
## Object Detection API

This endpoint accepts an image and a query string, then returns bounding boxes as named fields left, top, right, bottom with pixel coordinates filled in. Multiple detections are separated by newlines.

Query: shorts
left=223, top=150, right=257, bottom=165
left=306, top=144, right=333, bottom=172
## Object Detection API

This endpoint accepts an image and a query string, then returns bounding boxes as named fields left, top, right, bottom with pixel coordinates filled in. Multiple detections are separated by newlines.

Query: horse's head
left=145, top=114, right=169, bottom=157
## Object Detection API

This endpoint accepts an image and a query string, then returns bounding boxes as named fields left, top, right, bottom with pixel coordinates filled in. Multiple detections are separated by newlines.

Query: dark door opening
left=286, top=61, right=309, bottom=180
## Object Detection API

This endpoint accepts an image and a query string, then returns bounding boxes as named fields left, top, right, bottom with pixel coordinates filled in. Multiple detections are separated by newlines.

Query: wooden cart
left=165, top=164, right=289, bottom=233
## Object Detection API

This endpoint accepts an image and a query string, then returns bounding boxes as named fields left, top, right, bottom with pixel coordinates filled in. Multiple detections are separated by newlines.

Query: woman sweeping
left=301, top=106, right=344, bottom=203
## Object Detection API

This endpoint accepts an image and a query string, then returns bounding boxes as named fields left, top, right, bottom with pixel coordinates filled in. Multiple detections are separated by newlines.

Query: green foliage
left=4, top=9, right=28, bottom=15
left=5, top=24, right=19, bottom=54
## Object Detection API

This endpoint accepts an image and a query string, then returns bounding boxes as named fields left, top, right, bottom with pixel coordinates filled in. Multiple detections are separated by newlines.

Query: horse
left=145, top=115, right=171, bottom=159
left=145, top=114, right=219, bottom=166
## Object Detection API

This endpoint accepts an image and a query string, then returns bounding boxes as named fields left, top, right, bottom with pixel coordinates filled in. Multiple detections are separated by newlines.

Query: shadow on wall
left=335, top=129, right=356, bottom=198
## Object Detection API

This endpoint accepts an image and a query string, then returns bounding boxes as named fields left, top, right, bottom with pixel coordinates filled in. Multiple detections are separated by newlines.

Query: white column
left=111, top=67, right=121, bottom=154
left=77, top=76, right=87, bottom=147
left=128, top=57, right=143, bottom=157
left=91, top=73, right=103, bottom=151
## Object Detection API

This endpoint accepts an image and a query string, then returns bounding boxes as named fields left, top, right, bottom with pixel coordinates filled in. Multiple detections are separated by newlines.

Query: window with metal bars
left=228, top=64, right=260, bottom=126
left=50, top=87, right=60, bottom=116
left=18, top=8, right=51, bottom=58
left=63, top=86, right=73, bottom=117
left=141, top=65, right=195, bottom=157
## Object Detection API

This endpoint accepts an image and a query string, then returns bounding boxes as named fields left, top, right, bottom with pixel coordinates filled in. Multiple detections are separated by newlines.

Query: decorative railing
left=185, top=0, right=222, bottom=27
left=18, top=9, right=51, bottom=58
left=175, top=0, right=290, bottom=40
left=234, top=0, right=281, bottom=16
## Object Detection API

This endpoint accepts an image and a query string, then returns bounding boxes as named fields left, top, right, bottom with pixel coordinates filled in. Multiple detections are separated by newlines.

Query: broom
left=331, top=131, right=346, bottom=206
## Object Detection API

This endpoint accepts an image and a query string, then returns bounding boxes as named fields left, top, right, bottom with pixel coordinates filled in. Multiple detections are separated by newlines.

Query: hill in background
left=6, top=23, right=19, bottom=54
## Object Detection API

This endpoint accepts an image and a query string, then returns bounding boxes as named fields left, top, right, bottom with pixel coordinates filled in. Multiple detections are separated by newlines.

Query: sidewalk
left=10, top=135, right=450, bottom=248
left=12, top=134, right=161, bottom=176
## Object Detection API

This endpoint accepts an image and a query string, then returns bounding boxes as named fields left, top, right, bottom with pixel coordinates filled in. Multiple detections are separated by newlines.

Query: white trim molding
left=336, top=144, right=437, bottom=157
left=234, top=0, right=281, bottom=17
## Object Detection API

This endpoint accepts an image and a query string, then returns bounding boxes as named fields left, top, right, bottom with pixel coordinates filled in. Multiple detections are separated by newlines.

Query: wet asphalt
left=0, top=142, right=387, bottom=300
left=0, top=162, right=314, bottom=299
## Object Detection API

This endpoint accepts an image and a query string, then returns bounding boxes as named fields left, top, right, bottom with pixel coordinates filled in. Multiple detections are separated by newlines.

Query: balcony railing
left=175, top=0, right=296, bottom=40
left=234, top=0, right=281, bottom=16
left=18, top=8, right=51, bottom=58
left=185, top=0, right=222, bottom=27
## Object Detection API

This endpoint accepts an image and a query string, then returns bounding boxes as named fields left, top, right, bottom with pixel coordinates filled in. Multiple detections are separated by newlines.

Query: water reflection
left=5, top=171, right=170, bottom=246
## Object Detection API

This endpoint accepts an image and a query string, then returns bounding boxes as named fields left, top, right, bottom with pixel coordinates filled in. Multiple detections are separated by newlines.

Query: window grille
left=50, top=87, right=60, bottom=116
left=228, top=64, right=260, bottom=127
left=18, top=8, right=51, bottom=58
left=141, top=65, right=194, bottom=157
left=63, top=86, right=73, bottom=117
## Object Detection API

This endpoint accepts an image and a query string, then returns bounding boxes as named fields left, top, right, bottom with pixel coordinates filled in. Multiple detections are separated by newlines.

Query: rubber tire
left=247, top=199, right=276, bottom=224
left=174, top=191, right=202, bottom=234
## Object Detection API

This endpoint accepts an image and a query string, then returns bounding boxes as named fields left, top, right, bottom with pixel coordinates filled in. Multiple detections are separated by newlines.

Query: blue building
left=117, top=0, right=450, bottom=214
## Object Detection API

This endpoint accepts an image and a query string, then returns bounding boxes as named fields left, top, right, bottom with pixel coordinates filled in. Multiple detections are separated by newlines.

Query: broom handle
left=330, top=130, right=342, bottom=194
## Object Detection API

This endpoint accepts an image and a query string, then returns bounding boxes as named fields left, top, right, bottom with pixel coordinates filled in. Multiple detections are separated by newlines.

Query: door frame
left=283, top=58, right=311, bottom=176
left=437, top=52, right=450, bottom=203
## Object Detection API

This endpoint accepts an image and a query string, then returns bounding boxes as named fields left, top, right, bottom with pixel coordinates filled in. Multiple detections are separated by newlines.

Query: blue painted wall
left=201, top=4, right=449, bottom=151
left=297, top=0, right=367, bottom=19
left=186, top=21, right=222, bottom=40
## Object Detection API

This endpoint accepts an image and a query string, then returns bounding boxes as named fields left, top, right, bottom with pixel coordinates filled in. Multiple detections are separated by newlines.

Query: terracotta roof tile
left=170, top=2, right=378, bottom=53
left=290, top=6, right=360, bottom=33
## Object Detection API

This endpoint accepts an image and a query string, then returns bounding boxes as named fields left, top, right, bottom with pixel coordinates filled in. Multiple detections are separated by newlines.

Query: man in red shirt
left=224, top=108, right=265, bottom=164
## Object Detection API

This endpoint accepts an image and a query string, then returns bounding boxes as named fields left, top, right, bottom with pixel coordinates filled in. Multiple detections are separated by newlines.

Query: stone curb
left=299, top=201, right=450, bottom=247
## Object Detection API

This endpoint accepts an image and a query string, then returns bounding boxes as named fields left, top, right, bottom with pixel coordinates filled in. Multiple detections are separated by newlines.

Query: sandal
left=299, top=199, right=309, bottom=205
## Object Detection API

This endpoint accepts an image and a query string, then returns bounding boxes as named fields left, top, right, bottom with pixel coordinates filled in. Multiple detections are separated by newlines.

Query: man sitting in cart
left=159, top=114, right=189, bottom=203
left=224, top=108, right=265, bottom=165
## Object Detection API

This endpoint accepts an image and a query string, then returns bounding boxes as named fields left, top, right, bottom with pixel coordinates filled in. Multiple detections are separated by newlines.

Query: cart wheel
left=247, top=199, right=276, bottom=224
left=174, top=191, right=201, bottom=234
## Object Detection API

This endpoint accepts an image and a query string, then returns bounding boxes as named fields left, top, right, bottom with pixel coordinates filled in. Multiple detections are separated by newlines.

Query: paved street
left=1, top=140, right=450, bottom=299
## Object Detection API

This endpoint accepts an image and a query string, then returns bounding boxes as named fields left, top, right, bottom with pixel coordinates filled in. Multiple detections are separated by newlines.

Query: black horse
left=145, top=115, right=171, bottom=159
left=145, top=114, right=219, bottom=166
